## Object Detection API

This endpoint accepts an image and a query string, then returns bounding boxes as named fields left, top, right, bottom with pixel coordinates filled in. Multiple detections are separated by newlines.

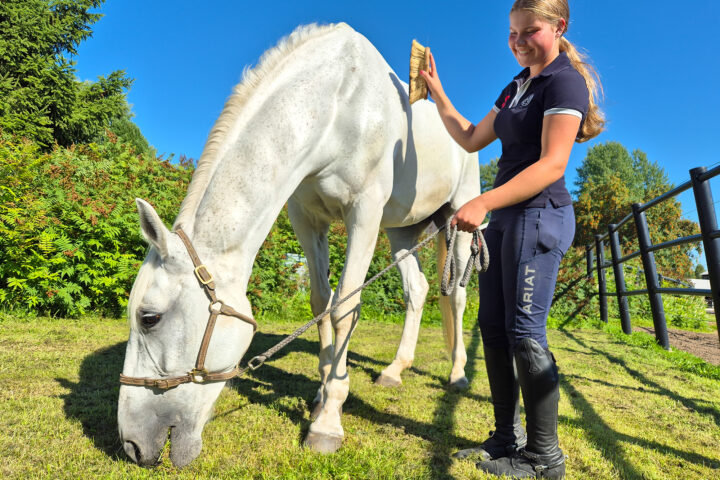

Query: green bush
left=0, top=132, right=192, bottom=317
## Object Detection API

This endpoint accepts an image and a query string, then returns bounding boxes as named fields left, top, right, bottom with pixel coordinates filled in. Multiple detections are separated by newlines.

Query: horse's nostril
left=123, top=440, right=141, bottom=463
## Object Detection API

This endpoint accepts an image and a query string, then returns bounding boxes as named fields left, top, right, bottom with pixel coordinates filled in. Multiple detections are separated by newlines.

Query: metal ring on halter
left=189, top=368, right=209, bottom=383
left=209, top=300, right=223, bottom=314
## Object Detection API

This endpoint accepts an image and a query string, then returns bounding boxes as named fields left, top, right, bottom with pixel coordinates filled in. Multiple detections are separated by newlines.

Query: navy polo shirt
left=491, top=52, right=589, bottom=208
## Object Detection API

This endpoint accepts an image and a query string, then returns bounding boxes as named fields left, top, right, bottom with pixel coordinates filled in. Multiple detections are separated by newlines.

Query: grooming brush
left=409, top=39, right=431, bottom=104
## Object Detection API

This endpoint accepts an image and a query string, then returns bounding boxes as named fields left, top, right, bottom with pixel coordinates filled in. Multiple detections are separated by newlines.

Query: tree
left=694, top=264, right=706, bottom=279
left=573, top=142, right=699, bottom=279
left=574, top=141, right=669, bottom=198
left=479, top=158, right=499, bottom=193
left=0, top=0, right=142, bottom=148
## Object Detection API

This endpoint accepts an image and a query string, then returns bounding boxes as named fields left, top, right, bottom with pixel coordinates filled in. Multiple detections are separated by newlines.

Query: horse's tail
left=436, top=233, right=455, bottom=355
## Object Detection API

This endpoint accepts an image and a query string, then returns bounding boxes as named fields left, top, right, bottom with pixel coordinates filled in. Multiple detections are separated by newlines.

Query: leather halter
left=119, top=228, right=258, bottom=390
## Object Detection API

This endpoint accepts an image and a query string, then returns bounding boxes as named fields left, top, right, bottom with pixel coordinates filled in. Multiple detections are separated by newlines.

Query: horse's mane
left=174, top=22, right=348, bottom=231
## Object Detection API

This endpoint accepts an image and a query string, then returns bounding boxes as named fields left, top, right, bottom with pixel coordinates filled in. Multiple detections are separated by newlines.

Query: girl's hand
left=418, top=51, right=445, bottom=100
left=451, top=196, right=489, bottom=232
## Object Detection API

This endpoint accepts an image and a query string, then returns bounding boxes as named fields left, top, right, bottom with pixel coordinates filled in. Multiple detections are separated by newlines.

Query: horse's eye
left=140, top=313, right=162, bottom=328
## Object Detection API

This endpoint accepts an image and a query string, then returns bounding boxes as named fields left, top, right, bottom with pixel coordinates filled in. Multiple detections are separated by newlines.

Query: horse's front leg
left=304, top=203, right=383, bottom=454
left=375, top=224, right=429, bottom=387
left=287, top=201, right=334, bottom=419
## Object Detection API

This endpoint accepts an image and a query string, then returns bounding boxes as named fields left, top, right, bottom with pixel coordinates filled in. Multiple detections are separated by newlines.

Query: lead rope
left=440, top=223, right=490, bottom=296
left=238, top=220, right=489, bottom=376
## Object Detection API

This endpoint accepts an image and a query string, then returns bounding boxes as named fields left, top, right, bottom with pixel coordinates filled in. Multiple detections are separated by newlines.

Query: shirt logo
left=520, top=93, right=534, bottom=107
left=501, top=94, right=510, bottom=109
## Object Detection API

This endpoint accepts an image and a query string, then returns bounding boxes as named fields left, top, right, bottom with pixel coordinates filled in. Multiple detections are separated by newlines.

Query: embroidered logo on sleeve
left=501, top=94, right=511, bottom=109
left=520, top=93, right=534, bottom=107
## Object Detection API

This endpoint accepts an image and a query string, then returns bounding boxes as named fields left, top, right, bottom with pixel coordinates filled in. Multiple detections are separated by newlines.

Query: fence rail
left=585, top=165, right=720, bottom=349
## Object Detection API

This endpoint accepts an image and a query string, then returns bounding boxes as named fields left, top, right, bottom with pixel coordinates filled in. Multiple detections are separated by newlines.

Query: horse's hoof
left=375, top=374, right=402, bottom=387
left=304, top=432, right=343, bottom=454
left=448, top=376, right=469, bottom=390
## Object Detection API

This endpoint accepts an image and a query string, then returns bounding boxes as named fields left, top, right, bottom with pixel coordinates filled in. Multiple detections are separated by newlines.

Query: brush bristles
left=409, top=39, right=430, bottom=104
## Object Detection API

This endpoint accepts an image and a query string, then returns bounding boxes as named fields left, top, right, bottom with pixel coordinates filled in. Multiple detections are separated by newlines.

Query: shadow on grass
left=227, top=328, right=486, bottom=479
left=562, top=330, right=720, bottom=427
left=558, top=330, right=720, bottom=478
left=55, top=341, right=127, bottom=460
left=427, top=324, right=484, bottom=480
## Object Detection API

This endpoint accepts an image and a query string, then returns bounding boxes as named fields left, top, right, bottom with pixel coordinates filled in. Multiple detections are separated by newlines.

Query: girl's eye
left=140, top=313, right=162, bottom=328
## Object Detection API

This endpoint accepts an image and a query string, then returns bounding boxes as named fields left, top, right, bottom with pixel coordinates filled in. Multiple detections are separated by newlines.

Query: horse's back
left=290, top=23, right=478, bottom=227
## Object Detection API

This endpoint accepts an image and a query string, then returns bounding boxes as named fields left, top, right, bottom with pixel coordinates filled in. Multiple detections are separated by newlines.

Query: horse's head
left=117, top=199, right=255, bottom=467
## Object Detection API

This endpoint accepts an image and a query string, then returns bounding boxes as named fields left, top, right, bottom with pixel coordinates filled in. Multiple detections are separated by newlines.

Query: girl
left=420, top=1, right=603, bottom=478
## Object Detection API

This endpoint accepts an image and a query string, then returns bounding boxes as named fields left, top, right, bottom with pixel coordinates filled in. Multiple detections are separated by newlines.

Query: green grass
left=1, top=309, right=719, bottom=479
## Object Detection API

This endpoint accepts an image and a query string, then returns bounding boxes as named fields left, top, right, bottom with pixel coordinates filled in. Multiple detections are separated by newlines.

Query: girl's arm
left=451, top=113, right=581, bottom=232
left=419, top=52, right=497, bottom=153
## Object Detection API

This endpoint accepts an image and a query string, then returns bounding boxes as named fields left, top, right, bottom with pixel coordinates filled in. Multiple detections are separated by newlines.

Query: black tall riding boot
left=477, top=338, right=565, bottom=478
left=454, top=345, right=527, bottom=461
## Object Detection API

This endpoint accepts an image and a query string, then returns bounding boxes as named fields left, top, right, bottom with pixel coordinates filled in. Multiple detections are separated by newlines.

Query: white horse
left=118, top=22, right=479, bottom=467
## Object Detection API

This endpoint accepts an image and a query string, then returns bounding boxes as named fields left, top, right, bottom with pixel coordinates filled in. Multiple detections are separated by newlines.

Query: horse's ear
left=136, top=198, right=170, bottom=258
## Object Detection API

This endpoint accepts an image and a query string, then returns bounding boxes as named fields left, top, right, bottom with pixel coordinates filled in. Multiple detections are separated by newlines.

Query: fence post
left=632, top=203, right=670, bottom=350
left=586, top=244, right=594, bottom=279
left=594, top=234, right=608, bottom=323
left=608, top=224, right=632, bottom=334
left=690, top=166, right=720, bottom=344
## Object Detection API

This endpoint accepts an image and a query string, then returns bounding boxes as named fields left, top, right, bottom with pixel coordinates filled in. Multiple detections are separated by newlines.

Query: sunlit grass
left=1, top=308, right=719, bottom=479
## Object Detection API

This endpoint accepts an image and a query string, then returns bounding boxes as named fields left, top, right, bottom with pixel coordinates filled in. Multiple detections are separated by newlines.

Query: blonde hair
left=511, top=0, right=604, bottom=142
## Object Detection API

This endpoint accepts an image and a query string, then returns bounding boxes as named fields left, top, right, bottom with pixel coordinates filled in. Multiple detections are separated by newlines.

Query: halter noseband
left=119, top=228, right=257, bottom=390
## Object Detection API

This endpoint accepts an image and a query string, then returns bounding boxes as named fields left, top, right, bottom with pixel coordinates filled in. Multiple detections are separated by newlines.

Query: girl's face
left=508, top=10, right=565, bottom=76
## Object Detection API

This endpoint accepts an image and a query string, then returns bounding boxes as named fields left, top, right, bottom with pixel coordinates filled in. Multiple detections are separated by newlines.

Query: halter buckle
left=194, top=265, right=214, bottom=285
left=152, top=379, right=171, bottom=389
left=189, top=368, right=209, bottom=383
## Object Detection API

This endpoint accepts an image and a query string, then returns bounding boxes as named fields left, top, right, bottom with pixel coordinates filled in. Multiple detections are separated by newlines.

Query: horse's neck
left=187, top=147, right=306, bottom=289
left=177, top=25, right=361, bottom=289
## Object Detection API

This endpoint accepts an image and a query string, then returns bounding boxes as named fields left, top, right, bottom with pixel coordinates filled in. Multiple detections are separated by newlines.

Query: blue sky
left=74, top=1, right=719, bottom=257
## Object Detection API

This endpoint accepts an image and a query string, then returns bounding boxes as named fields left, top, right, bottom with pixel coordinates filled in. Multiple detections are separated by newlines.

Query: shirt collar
left=513, top=51, right=572, bottom=80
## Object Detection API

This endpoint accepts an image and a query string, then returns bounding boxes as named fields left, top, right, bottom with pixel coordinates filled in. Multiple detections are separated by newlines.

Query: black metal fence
left=585, top=166, right=720, bottom=350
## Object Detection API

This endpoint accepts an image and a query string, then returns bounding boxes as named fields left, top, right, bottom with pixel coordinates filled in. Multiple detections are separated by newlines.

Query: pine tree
left=0, top=0, right=140, bottom=148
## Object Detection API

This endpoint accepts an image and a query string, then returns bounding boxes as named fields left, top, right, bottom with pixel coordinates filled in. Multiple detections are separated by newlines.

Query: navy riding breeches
left=478, top=202, right=575, bottom=350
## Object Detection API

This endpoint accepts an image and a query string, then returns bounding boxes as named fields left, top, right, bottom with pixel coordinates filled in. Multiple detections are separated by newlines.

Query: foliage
left=0, top=132, right=192, bottom=316
left=574, top=142, right=699, bottom=279
left=609, top=262, right=709, bottom=331
left=548, top=246, right=600, bottom=328
left=0, top=0, right=146, bottom=149
left=573, top=142, right=668, bottom=197
left=694, top=263, right=706, bottom=278
left=479, top=158, right=499, bottom=193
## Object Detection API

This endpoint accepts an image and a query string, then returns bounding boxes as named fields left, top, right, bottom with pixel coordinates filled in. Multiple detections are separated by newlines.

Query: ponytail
left=559, top=37, right=604, bottom=142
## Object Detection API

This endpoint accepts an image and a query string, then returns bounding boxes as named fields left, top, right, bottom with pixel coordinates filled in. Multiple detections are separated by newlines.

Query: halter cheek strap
left=119, top=227, right=257, bottom=390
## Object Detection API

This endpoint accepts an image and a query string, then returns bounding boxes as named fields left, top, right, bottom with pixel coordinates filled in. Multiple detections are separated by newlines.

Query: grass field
left=1, top=311, right=719, bottom=479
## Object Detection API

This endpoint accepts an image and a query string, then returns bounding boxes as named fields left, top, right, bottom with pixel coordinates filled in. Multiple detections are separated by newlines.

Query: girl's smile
left=509, top=10, right=565, bottom=77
